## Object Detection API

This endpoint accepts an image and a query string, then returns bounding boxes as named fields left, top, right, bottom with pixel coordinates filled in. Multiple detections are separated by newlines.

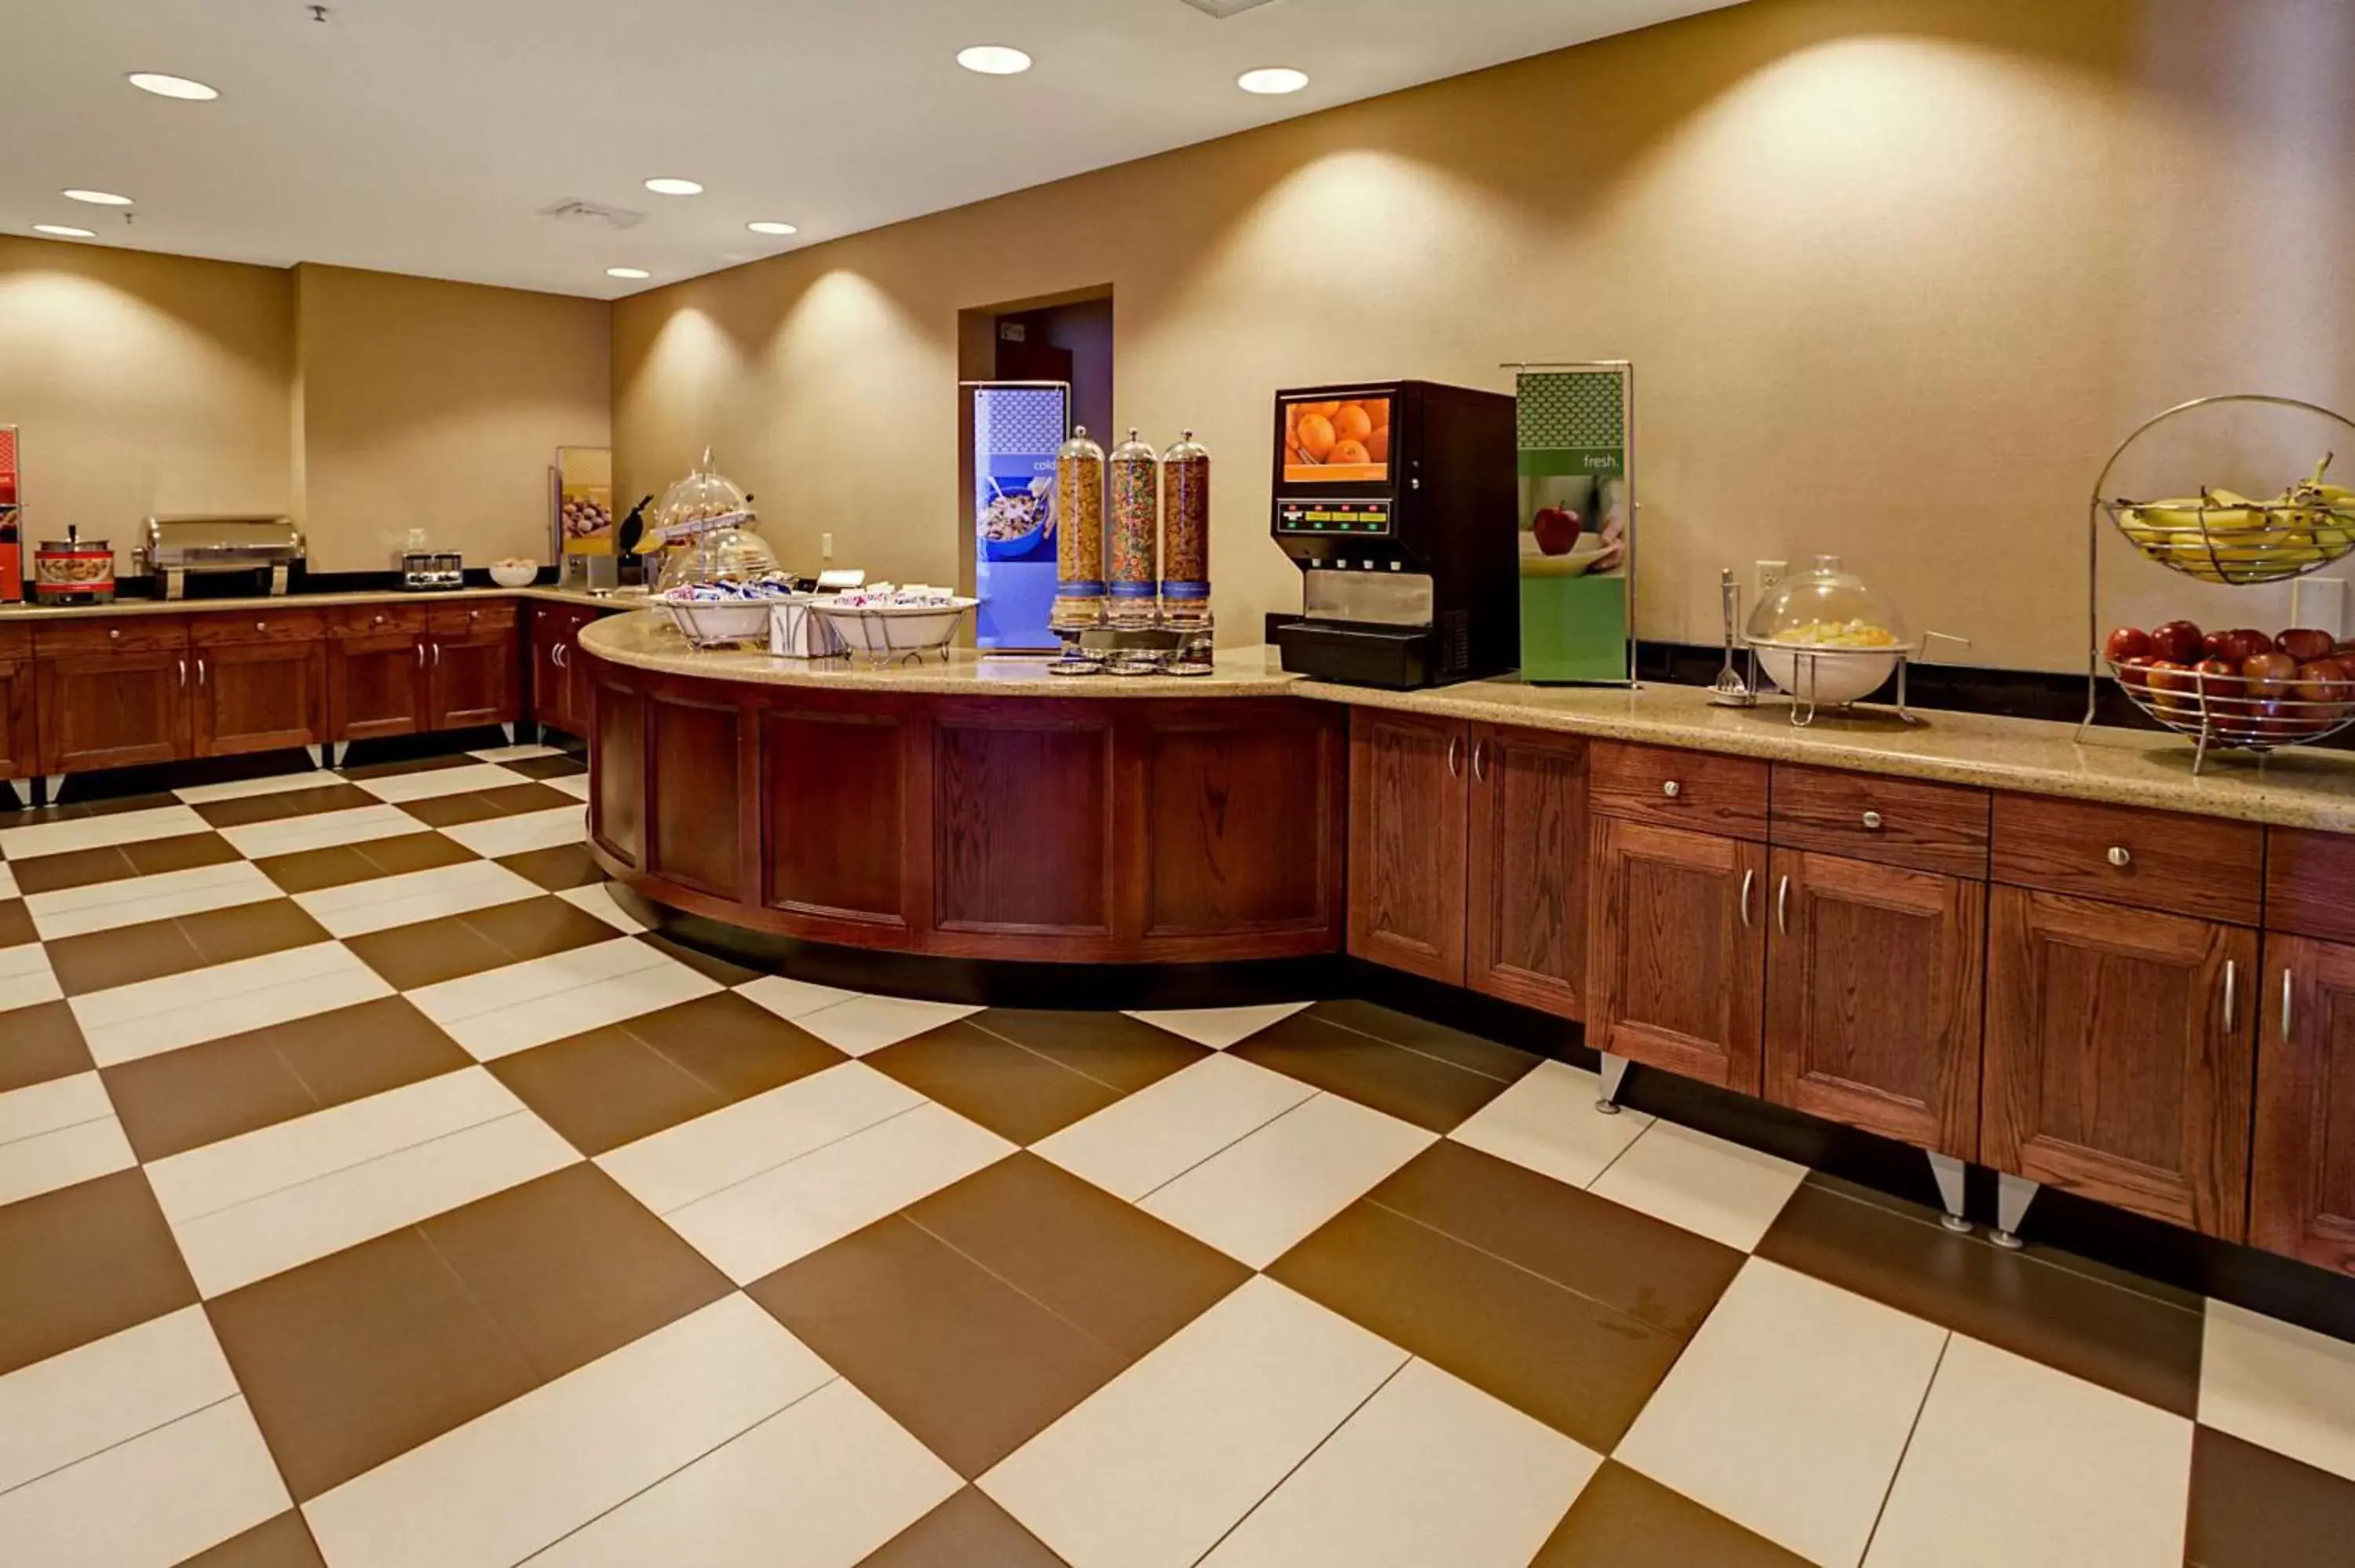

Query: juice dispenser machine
left=1269, top=381, right=1518, bottom=687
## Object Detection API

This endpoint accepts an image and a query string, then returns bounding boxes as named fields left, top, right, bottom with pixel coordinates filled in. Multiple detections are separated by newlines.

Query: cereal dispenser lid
left=1161, top=428, right=1208, bottom=461
left=1057, top=425, right=1105, bottom=462
left=1110, top=428, right=1156, bottom=463
left=1744, top=555, right=1909, bottom=649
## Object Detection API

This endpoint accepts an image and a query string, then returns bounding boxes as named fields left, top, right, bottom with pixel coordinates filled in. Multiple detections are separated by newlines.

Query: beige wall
left=0, top=239, right=610, bottom=577
left=612, top=0, right=2355, bottom=671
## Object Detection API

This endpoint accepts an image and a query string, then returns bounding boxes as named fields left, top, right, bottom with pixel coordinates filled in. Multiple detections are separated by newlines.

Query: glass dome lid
left=649, top=447, right=778, bottom=593
left=652, top=447, right=750, bottom=538
left=1745, top=554, right=1909, bottom=649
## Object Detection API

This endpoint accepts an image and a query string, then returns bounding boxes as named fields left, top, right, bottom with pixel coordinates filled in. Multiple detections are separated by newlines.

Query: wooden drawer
left=1590, top=740, right=1769, bottom=841
left=190, top=609, right=325, bottom=647
left=325, top=600, right=429, bottom=636
left=1990, top=793, right=2263, bottom=926
left=1770, top=764, right=1991, bottom=877
left=430, top=600, right=517, bottom=635
left=0, top=623, right=27, bottom=660
left=2265, top=829, right=2355, bottom=943
left=31, top=614, right=188, bottom=655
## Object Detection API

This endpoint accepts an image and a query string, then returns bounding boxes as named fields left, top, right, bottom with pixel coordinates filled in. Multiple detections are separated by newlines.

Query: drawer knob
left=255, top=620, right=265, bottom=631
left=108, top=628, right=120, bottom=640
left=1661, top=780, right=1681, bottom=799
left=2108, top=845, right=2132, bottom=867
left=1861, top=810, right=1883, bottom=830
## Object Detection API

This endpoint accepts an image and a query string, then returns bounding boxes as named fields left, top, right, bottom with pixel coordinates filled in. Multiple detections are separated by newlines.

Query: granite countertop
left=580, top=610, right=2355, bottom=831
left=0, top=583, right=631, bottom=622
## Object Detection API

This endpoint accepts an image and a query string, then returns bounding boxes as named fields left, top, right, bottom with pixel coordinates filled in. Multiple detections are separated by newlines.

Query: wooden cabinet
left=429, top=627, right=518, bottom=731
left=330, top=631, right=429, bottom=742
left=1765, top=848, right=1984, bottom=1156
left=37, top=648, right=191, bottom=773
left=2253, top=934, right=2355, bottom=1273
left=192, top=640, right=327, bottom=757
left=0, top=631, right=35, bottom=785
left=529, top=604, right=600, bottom=738
left=1587, top=815, right=1767, bottom=1093
left=1982, top=886, right=2255, bottom=1238
left=1346, top=709, right=1469, bottom=984
left=1466, top=724, right=1587, bottom=1018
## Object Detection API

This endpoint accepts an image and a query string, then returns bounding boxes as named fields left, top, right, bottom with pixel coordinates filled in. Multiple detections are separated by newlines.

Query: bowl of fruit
left=2104, top=619, right=2355, bottom=751
left=2100, top=394, right=2355, bottom=585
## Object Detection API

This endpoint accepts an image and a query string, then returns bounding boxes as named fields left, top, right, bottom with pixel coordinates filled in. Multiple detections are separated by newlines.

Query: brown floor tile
left=175, top=1511, right=328, bottom=1568
left=345, top=894, right=614, bottom=990
left=181, top=898, right=332, bottom=967
left=491, top=991, right=843, bottom=1155
left=969, top=1009, right=1210, bottom=1094
left=1531, top=1460, right=1809, bottom=1567
left=0, top=1169, right=199, bottom=1376
left=0, top=1000, right=93, bottom=1092
left=336, top=752, right=476, bottom=781
left=208, top=1227, right=541, bottom=1501
left=1369, top=1142, right=1742, bottom=1336
left=1754, top=1174, right=2205, bottom=1416
left=0, top=895, right=34, bottom=947
left=1308, top=998, right=1545, bottom=1083
left=191, top=783, right=379, bottom=829
left=906, top=1154, right=1247, bottom=1361
left=397, top=781, right=575, bottom=829
left=1269, top=1198, right=1685, bottom=1451
left=104, top=997, right=469, bottom=1161
left=2187, top=1426, right=2355, bottom=1568
left=10, top=789, right=181, bottom=824
left=256, top=831, right=476, bottom=895
left=634, top=928, right=763, bottom=986
left=1232, top=1012, right=1517, bottom=1133
left=46, top=899, right=329, bottom=997
left=497, top=841, right=607, bottom=891
left=125, top=830, right=249, bottom=878
left=868, top=1023, right=1127, bottom=1146
left=417, top=1164, right=731, bottom=1379
left=8, top=831, right=239, bottom=895
left=505, top=753, right=586, bottom=781
left=860, top=1487, right=1068, bottom=1567
left=748, top=1215, right=1126, bottom=1479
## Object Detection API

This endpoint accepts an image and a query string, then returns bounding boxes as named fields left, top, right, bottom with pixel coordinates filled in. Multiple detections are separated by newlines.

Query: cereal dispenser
left=1159, top=430, right=1213, bottom=674
left=1050, top=425, right=1107, bottom=669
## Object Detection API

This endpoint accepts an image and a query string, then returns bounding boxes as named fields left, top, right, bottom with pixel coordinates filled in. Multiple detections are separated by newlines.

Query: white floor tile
left=0, top=804, right=210, bottom=862
left=788, top=993, right=982, bottom=1057
left=557, top=881, right=646, bottom=932
left=0, top=860, right=16, bottom=899
left=549, top=774, right=591, bottom=801
left=597, top=1061, right=926, bottom=1216
left=982, top=1275, right=1409, bottom=1568
left=664, top=1101, right=1014, bottom=1283
left=1447, top=1059, right=1655, bottom=1190
left=1616, top=1257, right=1948, bottom=1568
left=0, top=1114, right=137, bottom=1205
left=0, top=1395, right=289, bottom=1568
left=468, top=743, right=564, bottom=763
left=70, top=942, right=394, bottom=1067
left=0, top=941, right=63, bottom=1014
left=351, top=761, right=529, bottom=803
left=1587, top=1118, right=1807, bottom=1250
left=1865, top=1335, right=2191, bottom=1568
left=440, top=805, right=586, bottom=859
left=0, top=1069, right=113, bottom=1146
left=528, top=1377, right=961, bottom=1568
left=1035, top=1054, right=1318, bottom=1203
left=303, top=1294, right=834, bottom=1568
left=413, top=940, right=720, bottom=1060
left=735, top=974, right=863, bottom=1022
left=1203, top=1358, right=1599, bottom=1568
left=294, top=859, right=542, bottom=938
left=1141, top=1093, right=1435, bottom=1268
left=0, top=1307, right=236, bottom=1496
left=221, top=804, right=427, bottom=859
left=173, top=769, right=345, bottom=805
left=1122, top=1002, right=1312, bottom=1051
left=27, top=859, right=280, bottom=940
left=2200, top=1297, right=2355, bottom=1483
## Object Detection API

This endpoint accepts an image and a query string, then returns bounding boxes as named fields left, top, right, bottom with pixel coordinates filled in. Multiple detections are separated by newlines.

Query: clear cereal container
left=1053, top=426, right=1106, bottom=632
left=1159, top=429, right=1210, bottom=631
left=1108, top=428, right=1159, bottom=629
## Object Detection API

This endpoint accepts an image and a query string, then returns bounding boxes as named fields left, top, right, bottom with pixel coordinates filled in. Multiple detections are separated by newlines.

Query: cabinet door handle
left=197, top=657, right=206, bottom=687
left=1446, top=735, right=1462, bottom=777
left=2283, top=968, right=2295, bottom=1041
left=2224, top=959, right=2238, bottom=1030
left=415, top=643, right=425, bottom=669
left=433, top=642, right=442, bottom=667
left=1471, top=738, right=1486, bottom=781
left=177, top=657, right=187, bottom=687
left=1776, top=873, right=1790, bottom=934
left=1740, top=868, right=1756, bottom=929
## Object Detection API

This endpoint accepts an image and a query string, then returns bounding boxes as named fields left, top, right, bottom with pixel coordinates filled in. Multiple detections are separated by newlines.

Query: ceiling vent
left=1178, top=0, right=1282, bottom=16
left=538, top=198, right=644, bottom=231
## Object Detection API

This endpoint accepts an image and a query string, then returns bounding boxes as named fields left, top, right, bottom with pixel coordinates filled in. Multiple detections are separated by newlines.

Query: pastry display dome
left=1745, top=555, right=1908, bottom=650
left=650, top=448, right=777, bottom=593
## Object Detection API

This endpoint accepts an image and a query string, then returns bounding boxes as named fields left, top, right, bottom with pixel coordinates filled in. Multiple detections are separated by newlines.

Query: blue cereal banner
left=973, top=385, right=1068, bottom=651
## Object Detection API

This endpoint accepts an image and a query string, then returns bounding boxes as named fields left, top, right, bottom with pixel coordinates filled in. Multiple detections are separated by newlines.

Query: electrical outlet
left=2291, top=576, right=2346, bottom=637
left=821, top=532, right=834, bottom=561
left=1755, top=560, right=1787, bottom=599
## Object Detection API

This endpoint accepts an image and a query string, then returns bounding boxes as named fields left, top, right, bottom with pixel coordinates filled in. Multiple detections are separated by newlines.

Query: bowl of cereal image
left=978, top=478, right=1055, bottom=561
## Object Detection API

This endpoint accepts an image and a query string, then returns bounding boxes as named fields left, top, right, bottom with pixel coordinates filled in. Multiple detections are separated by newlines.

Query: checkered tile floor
left=4, top=742, right=2354, bottom=1566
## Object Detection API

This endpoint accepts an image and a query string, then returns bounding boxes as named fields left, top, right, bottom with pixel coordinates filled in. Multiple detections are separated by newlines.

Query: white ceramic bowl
left=1754, top=644, right=1898, bottom=707
left=488, top=561, right=539, bottom=588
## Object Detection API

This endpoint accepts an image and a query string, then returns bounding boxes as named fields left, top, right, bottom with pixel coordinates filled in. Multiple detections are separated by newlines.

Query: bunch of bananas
left=2115, top=455, right=2355, bottom=583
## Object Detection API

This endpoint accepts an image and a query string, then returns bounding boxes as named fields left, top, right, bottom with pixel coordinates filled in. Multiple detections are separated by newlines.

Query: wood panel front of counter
left=582, top=658, right=1345, bottom=965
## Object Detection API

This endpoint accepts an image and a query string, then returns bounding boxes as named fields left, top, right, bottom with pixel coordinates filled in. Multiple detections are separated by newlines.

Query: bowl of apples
left=2105, top=619, right=2355, bottom=752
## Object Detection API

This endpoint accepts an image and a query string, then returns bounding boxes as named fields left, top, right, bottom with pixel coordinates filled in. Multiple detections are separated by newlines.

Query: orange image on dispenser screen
left=1283, top=396, right=1390, bottom=483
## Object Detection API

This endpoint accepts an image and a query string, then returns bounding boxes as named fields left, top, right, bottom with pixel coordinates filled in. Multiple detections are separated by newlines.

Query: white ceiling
left=3, top=0, right=1748, bottom=300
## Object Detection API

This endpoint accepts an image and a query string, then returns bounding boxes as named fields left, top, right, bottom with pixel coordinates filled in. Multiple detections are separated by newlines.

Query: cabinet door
left=37, top=651, right=190, bottom=773
left=1346, top=709, right=1468, bottom=983
left=529, top=611, right=568, bottom=735
left=1587, top=817, right=1767, bottom=1092
left=0, top=659, right=35, bottom=781
left=1765, top=848, right=1984, bottom=1157
left=1466, top=724, right=1586, bottom=1019
left=1984, top=886, right=2255, bottom=1238
left=192, top=641, right=327, bottom=758
left=2253, top=934, right=2355, bottom=1273
left=330, top=633, right=429, bottom=742
left=429, top=630, right=519, bottom=731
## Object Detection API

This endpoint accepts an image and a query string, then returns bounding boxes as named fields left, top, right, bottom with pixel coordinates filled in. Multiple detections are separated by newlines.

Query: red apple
left=2192, top=658, right=2249, bottom=718
left=2278, top=627, right=2337, bottom=663
left=2104, top=626, right=2155, bottom=664
left=2201, top=629, right=2233, bottom=659
left=2151, top=619, right=2206, bottom=664
left=2242, top=651, right=2302, bottom=698
left=2218, top=628, right=2276, bottom=662
left=2295, top=658, right=2353, bottom=723
left=2145, top=660, right=2199, bottom=715
left=1531, top=505, right=1583, bottom=556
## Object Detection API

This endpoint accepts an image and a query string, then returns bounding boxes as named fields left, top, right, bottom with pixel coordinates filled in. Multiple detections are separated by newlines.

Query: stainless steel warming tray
left=142, top=514, right=306, bottom=599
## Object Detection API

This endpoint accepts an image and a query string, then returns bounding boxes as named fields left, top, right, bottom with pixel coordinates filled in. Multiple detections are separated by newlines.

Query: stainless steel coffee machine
left=1269, top=380, right=1518, bottom=688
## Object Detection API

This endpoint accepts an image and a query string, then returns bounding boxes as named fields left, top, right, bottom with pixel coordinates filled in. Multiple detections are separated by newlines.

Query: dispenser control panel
left=1276, top=498, right=1392, bottom=537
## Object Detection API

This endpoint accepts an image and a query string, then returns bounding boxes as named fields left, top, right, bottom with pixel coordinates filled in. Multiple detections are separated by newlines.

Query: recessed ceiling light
left=606, top=267, right=652, bottom=280
left=643, top=177, right=703, bottom=196
left=127, top=72, right=219, bottom=100
left=1237, top=67, right=1309, bottom=95
left=33, top=224, right=97, bottom=239
left=957, top=46, right=1032, bottom=75
left=62, top=189, right=133, bottom=206
left=747, top=221, right=798, bottom=236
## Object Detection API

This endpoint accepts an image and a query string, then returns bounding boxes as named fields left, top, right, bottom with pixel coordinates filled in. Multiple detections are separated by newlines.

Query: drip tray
left=1274, top=618, right=1437, bottom=689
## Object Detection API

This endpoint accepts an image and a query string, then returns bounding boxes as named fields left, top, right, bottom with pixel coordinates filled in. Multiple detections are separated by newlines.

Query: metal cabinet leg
left=501, top=722, right=518, bottom=746
left=1595, top=1052, right=1631, bottom=1114
left=1993, top=1172, right=2039, bottom=1250
left=41, top=775, right=64, bottom=808
left=1926, top=1151, right=1972, bottom=1234
left=304, top=745, right=324, bottom=770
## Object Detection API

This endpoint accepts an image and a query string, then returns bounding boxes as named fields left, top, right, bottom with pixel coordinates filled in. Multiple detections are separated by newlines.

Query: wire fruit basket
left=805, top=597, right=978, bottom=665
left=2107, top=655, right=2355, bottom=753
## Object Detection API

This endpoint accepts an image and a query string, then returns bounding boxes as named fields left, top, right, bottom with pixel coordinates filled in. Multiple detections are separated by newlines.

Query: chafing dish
left=142, top=514, right=305, bottom=599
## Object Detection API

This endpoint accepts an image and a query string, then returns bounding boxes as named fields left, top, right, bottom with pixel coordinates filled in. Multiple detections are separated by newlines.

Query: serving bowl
left=489, top=560, right=539, bottom=588
left=806, top=597, right=979, bottom=664
left=1753, top=644, right=1900, bottom=708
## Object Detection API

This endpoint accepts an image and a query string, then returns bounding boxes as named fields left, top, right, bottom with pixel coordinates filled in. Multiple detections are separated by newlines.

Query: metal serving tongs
left=1707, top=568, right=1754, bottom=706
